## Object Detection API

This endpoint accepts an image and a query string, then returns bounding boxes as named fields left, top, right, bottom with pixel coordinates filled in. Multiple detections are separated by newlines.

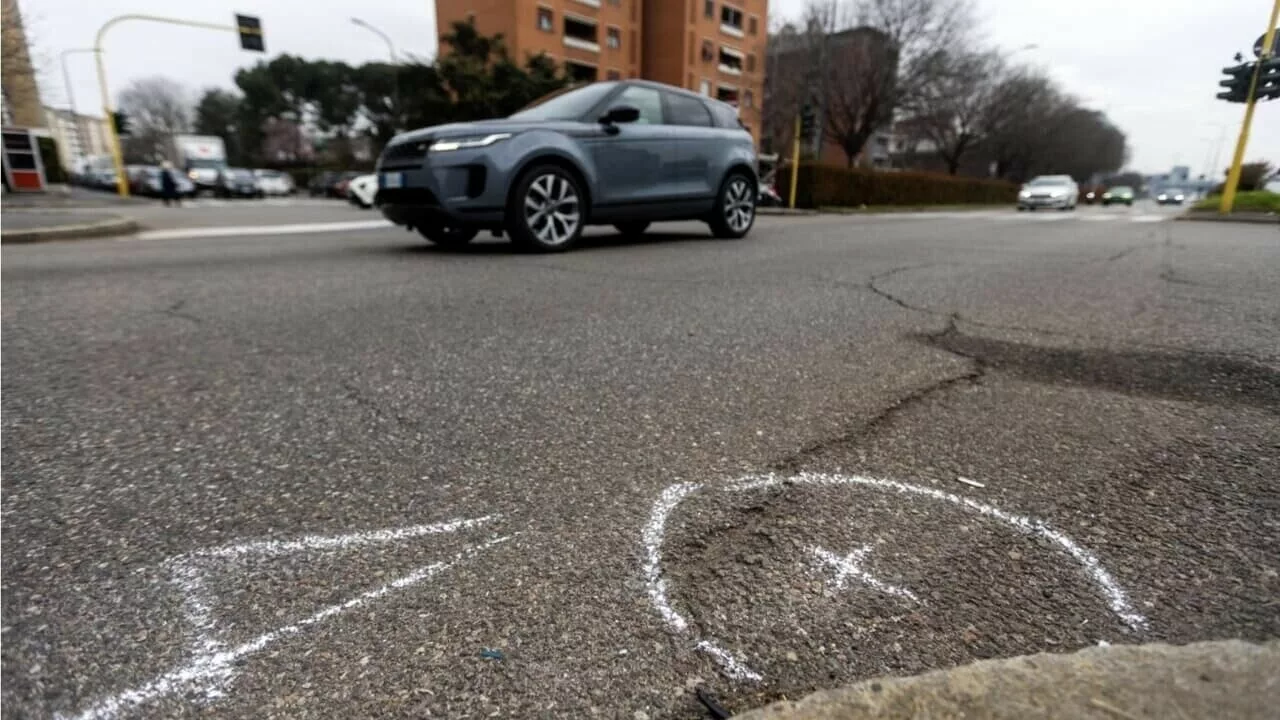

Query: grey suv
left=376, top=80, right=758, bottom=251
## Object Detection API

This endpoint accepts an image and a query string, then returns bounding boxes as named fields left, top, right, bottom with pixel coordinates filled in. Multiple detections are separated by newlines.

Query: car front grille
left=376, top=187, right=438, bottom=206
left=379, top=139, right=431, bottom=170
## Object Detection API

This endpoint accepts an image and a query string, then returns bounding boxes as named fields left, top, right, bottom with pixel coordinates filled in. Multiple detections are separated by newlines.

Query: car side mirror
left=600, top=105, right=640, bottom=125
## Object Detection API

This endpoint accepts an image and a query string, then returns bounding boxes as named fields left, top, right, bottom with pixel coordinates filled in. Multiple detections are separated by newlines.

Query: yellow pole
left=788, top=113, right=801, bottom=209
left=94, top=14, right=241, bottom=198
left=1220, top=0, right=1280, bottom=214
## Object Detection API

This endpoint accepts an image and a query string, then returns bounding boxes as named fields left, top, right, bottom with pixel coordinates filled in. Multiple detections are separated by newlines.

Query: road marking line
left=1132, top=215, right=1166, bottom=223
left=63, top=517, right=504, bottom=720
left=643, top=473, right=1149, bottom=684
left=128, top=219, right=393, bottom=241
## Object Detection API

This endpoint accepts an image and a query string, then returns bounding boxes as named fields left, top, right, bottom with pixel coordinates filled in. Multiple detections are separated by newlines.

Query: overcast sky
left=22, top=0, right=1278, bottom=175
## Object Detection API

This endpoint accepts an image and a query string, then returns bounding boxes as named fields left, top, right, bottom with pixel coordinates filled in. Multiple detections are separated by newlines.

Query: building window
left=699, top=79, right=711, bottom=96
left=746, top=53, right=756, bottom=73
left=743, top=89, right=754, bottom=108
left=565, top=61, right=598, bottom=82
left=704, top=0, right=715, bottom=19
left=720, top=6, right=744, bottom=36
left=748, top=15, right=758, bottom=35
left=607, top=26, right=621, bottom=49
left=716, top=85, right=739, bottom=108
left=701, top=39, right=714, bottom=62
left=537, top=7, right=553, bottom=32
left=608, top=0, right=621, bottom=5
left=718, top=47, right=743, bottom=75
left=607, top=69, right=621, bottom=80
left=563, top=16, right=600, bottom=52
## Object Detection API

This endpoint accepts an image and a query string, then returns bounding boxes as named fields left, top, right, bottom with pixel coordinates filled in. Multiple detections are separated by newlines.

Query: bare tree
left=820, top=27, right=897, bottom=167
left=117, top=76, right=192, bottom=162
left=902, top=49, right=1003, bottom=174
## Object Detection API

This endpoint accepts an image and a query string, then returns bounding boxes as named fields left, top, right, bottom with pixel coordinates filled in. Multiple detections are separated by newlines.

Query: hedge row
left=776, top=164, right=1017, bottom=209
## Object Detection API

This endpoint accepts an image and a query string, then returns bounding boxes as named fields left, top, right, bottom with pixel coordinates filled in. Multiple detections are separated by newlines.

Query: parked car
left=376, top=79, right=757, bottom=251
left=1081, top=185, right=1105, bottom=204
left=134, top=166, right=195, bottom=198
left=1017, top=175, right=1079, bottom=211
left=347, top=174, right=378, bottom=208
left=309, top=171, right=340, bottom=197
left=1155, top=188, right=1186, bottom=205
left=332, top=171, right=361, bottom=198
left=254, top=169, right=295, bottom=196
left=216, top=168, right=264, bottom=198
left=1102, top=186, right=1135, bottom=206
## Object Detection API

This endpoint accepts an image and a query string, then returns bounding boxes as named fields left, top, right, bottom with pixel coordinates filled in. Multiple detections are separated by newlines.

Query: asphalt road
left=3, top=205, right=1277, bottom=719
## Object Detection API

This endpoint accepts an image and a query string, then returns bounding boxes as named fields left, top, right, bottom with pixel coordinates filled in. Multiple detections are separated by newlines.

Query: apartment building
left=436, top=0, right=642, bottom=83
left=642, top=0, right=766, bottom=142
left=434, top=0, right=766, bottom=142
left=43, top=108, right=113, bottom=170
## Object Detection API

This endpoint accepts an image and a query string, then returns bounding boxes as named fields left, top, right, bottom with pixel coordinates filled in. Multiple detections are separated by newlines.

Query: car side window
left=614, top=85, right=664, bottom=125
left=664, top=92, right=713, bottom=127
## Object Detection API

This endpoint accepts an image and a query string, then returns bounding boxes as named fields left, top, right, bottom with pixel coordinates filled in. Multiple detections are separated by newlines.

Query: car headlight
left=1018, top=190, right=1031, bottom=198
left=1158, top=194, right=1167, bottom=200
left=429, top=133, right=512, bottom=152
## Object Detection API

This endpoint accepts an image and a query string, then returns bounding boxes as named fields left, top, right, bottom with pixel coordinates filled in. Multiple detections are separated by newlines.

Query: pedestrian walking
left=161, top=160, right=181, bottom=207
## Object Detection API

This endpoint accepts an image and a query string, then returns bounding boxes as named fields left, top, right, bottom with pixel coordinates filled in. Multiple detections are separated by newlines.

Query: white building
left=42, top=107, right=112, bottom=171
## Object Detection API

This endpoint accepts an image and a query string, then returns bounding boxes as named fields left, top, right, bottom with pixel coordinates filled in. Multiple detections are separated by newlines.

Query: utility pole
left=1219, top=0, right=1280, bottom=213
left=60, top=48, right=96, bottom=165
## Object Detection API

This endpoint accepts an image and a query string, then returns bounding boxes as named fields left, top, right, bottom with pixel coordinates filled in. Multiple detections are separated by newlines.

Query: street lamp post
left=60, top=48, right=96, bottom=165
left=351, top=18, right=400, bottom=132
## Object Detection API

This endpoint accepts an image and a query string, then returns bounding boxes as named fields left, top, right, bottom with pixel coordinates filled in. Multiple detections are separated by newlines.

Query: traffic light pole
left=788, top=113, right=801, bottom=209
left=1220, top=0, right=1280, bottom=214
left=95, top=14, right=244, bottom=197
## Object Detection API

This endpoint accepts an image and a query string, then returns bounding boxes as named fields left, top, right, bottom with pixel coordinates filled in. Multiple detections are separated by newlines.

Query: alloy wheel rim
left=725, top=178, right=754, bottom=232
left=524, top=173, right=580, bottom=246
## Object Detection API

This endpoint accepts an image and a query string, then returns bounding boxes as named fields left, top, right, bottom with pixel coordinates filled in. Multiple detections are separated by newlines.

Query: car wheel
left=708, top=172, right=756, bottom=239
left=614, top=221, right=650, bottom=237
left=507, top=164, right=585, bottom=252
left=418, top=223, right=478, bottom=248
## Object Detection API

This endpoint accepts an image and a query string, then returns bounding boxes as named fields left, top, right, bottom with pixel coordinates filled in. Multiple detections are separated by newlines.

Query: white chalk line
left=643, top=472, right=1148, bottom=683
left=810, top=545, right=919, bottom=602
left=128, top=219, right=393, bottom=241
left=62, top=517, right=504, bottom=720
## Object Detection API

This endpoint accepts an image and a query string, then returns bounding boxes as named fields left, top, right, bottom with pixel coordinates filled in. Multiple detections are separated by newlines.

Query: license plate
left=381, top=172, right=403, bottom=189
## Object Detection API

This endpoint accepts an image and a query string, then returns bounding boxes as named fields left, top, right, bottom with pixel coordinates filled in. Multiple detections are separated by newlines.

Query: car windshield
left=1028, top=177, right=1070, bottom=186
left=508, top=82, right=618, bottom=121
left=1110, top=186, right=1133, bottom=193
left=188, top=159, right=224, bottom=170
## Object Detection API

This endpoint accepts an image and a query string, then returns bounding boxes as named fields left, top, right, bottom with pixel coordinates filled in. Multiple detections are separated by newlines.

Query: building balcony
left=563, top=36, right=601, bottom=53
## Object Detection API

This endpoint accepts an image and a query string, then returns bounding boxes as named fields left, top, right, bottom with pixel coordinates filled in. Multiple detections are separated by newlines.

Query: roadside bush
left=777, top=163, right=1016, bottom=209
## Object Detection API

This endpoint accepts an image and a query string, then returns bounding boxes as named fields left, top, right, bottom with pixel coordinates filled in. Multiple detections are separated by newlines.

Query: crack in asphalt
left=771, top=316, right=986, bottom=474
left=161, top=298, right=205, bottom=326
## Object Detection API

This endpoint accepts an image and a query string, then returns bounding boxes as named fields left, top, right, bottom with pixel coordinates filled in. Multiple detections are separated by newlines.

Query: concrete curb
left=1178, top=211, right=1279, bottom=224
left=736, top=640, right=1279, bottom=720
left=757, top=207, right=820, bottom=216
left=1, top=214, right=139, bottom=244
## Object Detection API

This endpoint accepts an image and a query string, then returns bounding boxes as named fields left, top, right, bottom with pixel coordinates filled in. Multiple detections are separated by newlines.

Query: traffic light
left=236, top=14, right=265, bottom=52
left=1256, top=56, right=1280, bottom=101
left=1217, top=62, right=1254, bottom=103
left=111, top=111, right=130, bottom=136
left=799, top=103, right=816, bottom=141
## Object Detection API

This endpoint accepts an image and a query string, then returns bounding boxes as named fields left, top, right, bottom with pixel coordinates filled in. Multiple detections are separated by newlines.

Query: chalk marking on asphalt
left=643, top=472, right=1149, bottom=683
left=128, top=219, right=393, bottom=241
left=62, top=518, right=505, bottom=720
left=810, top=545, right=920, bottom=602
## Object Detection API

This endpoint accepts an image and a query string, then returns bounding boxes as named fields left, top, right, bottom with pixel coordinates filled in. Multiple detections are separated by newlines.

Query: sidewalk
left=738, top=640, right=1279, bottom=720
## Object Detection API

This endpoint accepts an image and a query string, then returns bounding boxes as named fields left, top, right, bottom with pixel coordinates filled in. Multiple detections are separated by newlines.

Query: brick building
left=2, top=0, right=46, bottom=128
left=434, top=0, right=767, bottom=142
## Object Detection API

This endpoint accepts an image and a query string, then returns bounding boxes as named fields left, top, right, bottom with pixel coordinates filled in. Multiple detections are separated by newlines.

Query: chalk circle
left=642, top=472, right=1149, bottom=683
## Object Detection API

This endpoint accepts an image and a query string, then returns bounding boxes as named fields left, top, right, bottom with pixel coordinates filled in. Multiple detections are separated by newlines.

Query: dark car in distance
left=375, top=79, right=758, bottom=251
left=216, top=168, right=264, bottom=199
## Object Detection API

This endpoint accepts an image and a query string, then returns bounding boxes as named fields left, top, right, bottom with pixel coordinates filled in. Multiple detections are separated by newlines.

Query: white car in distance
left=253, top=169, right=295, bottom=196
left=1017, top=175, right=1079, bottom=211
left=347, top=174, right=378, bottom=209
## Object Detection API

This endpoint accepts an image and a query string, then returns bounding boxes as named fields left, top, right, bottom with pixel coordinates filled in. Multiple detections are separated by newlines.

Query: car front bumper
left=377, top=148, right=511, bottom=228
left=1018, top=196, right=1072, bottom=208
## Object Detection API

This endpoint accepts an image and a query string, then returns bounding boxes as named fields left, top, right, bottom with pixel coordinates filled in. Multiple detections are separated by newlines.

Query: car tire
left=507, top=164, right=586, bottom=252
left=418, top=224, right=478, bottom=248
left=614, top=221, right=650, bottom=237
left=707, top=171, right=756, bottom=239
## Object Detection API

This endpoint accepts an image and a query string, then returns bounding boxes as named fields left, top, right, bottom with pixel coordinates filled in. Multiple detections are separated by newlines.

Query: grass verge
left=1193, top=191, right=1280, bottom=213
